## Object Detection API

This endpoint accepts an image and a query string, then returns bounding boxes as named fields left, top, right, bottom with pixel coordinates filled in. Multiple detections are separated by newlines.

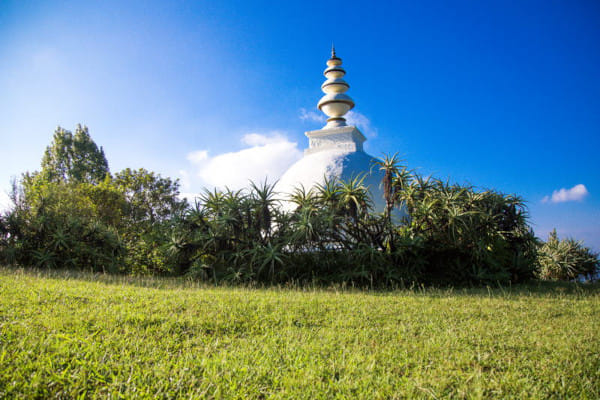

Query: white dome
left=276, top=148, right=388, bottom=213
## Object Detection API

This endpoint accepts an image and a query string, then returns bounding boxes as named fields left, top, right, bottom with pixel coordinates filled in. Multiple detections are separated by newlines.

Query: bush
left=169, top=172, right=538, bottom=286
left=1, top=181, right=126, bottom=272
left=536, top=229, right=599, bottom=281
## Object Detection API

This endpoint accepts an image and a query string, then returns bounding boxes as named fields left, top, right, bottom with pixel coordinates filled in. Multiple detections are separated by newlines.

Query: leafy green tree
left=2, top=126, right=187, bottom=275
left=113, top=168, right=186, bottom=225
left=112, top=168, right=187, bottom=275
left=3, top=124, right=124, bottom=272
left=40, top=125, right=109, bottom=184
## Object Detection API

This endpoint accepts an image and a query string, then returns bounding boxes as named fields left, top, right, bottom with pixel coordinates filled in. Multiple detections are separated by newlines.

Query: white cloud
left=186, top=150, right=208, bottom=164
left=182, top=132, right=302, bottom=193
left=241, top=133, right=288, bottom=146
left=542, top=184, right=589, bottom=204
left=299, top=108, right=326, bottom=124
left=178, top=169, right=191, bottom=191
left=345, top=111, right=378, bottom=138
left=299, top=108, right=377, bottom=137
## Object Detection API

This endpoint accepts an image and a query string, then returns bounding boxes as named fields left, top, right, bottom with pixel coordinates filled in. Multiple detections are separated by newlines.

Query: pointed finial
left=331, top=43, right=336, bottom=58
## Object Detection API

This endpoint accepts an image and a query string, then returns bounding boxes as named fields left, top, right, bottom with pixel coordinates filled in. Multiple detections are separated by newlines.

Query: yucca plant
left=249, top=180, right=280, bottom=243
left=338, top=175, right=371, bottom=222
left=373, top=153, right=403, bottom=221
left=536, top=229, right=599, bottom=281
left=288, top=184, right=317, bottom=212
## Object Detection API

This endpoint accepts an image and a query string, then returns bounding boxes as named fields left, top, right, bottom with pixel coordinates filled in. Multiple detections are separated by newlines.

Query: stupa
left=277, top=47, right=387, bottom=212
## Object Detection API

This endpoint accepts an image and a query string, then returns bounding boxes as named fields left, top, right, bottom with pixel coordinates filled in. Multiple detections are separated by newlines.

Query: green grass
left=1, top=268, right=599, bottom=399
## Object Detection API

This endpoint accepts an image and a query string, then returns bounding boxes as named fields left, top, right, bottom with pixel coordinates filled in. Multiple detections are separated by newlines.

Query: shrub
left=536, top=229, right=599, bottom=281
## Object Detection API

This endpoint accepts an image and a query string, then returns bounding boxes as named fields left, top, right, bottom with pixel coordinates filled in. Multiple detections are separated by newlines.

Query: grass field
left=1, top=267, right=599, bottom=399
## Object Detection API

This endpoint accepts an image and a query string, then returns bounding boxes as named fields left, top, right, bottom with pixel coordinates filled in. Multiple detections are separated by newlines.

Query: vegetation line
left=1, top=125, right=598, bottom=285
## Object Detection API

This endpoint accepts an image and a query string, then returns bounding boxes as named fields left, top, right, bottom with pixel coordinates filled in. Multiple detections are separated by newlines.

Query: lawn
left=0, top=267, right=598, bottom=399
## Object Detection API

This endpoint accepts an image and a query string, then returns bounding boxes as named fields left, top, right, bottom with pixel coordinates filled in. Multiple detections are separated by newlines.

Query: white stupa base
left=304, top=125, right=367, bottom=155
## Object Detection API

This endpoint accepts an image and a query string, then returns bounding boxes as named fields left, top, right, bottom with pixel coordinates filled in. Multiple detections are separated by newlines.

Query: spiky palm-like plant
left=373, top=153, right=403, bottom=222
left=315, top=176, right=341, bottom=210
left=249, top=180, right=279, bottom=242
left=537, top=229, right=599, bottom=281
left=289, top=184, right=316, bottom=213
left=338, top=175, right=371, bottom=221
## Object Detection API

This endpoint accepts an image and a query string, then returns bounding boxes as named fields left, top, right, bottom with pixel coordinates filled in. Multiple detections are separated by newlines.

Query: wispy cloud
left=186, top=150, right=208, bottom=164
left=542, top=184, right=589, bottom=204
left=299, top=108, right=377, bottom=137
left=299, top=108, right=326, bottom=123
left=346, top=110, right=378, bottom=137
left=181, top=132, right=302, bottom=196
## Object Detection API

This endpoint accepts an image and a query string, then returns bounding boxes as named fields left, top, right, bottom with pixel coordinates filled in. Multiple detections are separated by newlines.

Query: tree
left=41, top=124, right=109, bottom=184
left=112, top=168, right=186, bottom=225
left=111, top=168, right=187, bottom=275
left=1, top=126, right=123, bottom=272
left=5, top=125, right=194, bottom=276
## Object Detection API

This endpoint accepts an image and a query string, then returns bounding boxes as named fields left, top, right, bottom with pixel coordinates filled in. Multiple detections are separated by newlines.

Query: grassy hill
left=1, top=267, right=598, bottom=398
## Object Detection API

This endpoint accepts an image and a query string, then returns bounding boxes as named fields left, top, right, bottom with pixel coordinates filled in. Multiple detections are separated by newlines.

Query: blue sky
left=1, top=0, right=599, bottom=249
